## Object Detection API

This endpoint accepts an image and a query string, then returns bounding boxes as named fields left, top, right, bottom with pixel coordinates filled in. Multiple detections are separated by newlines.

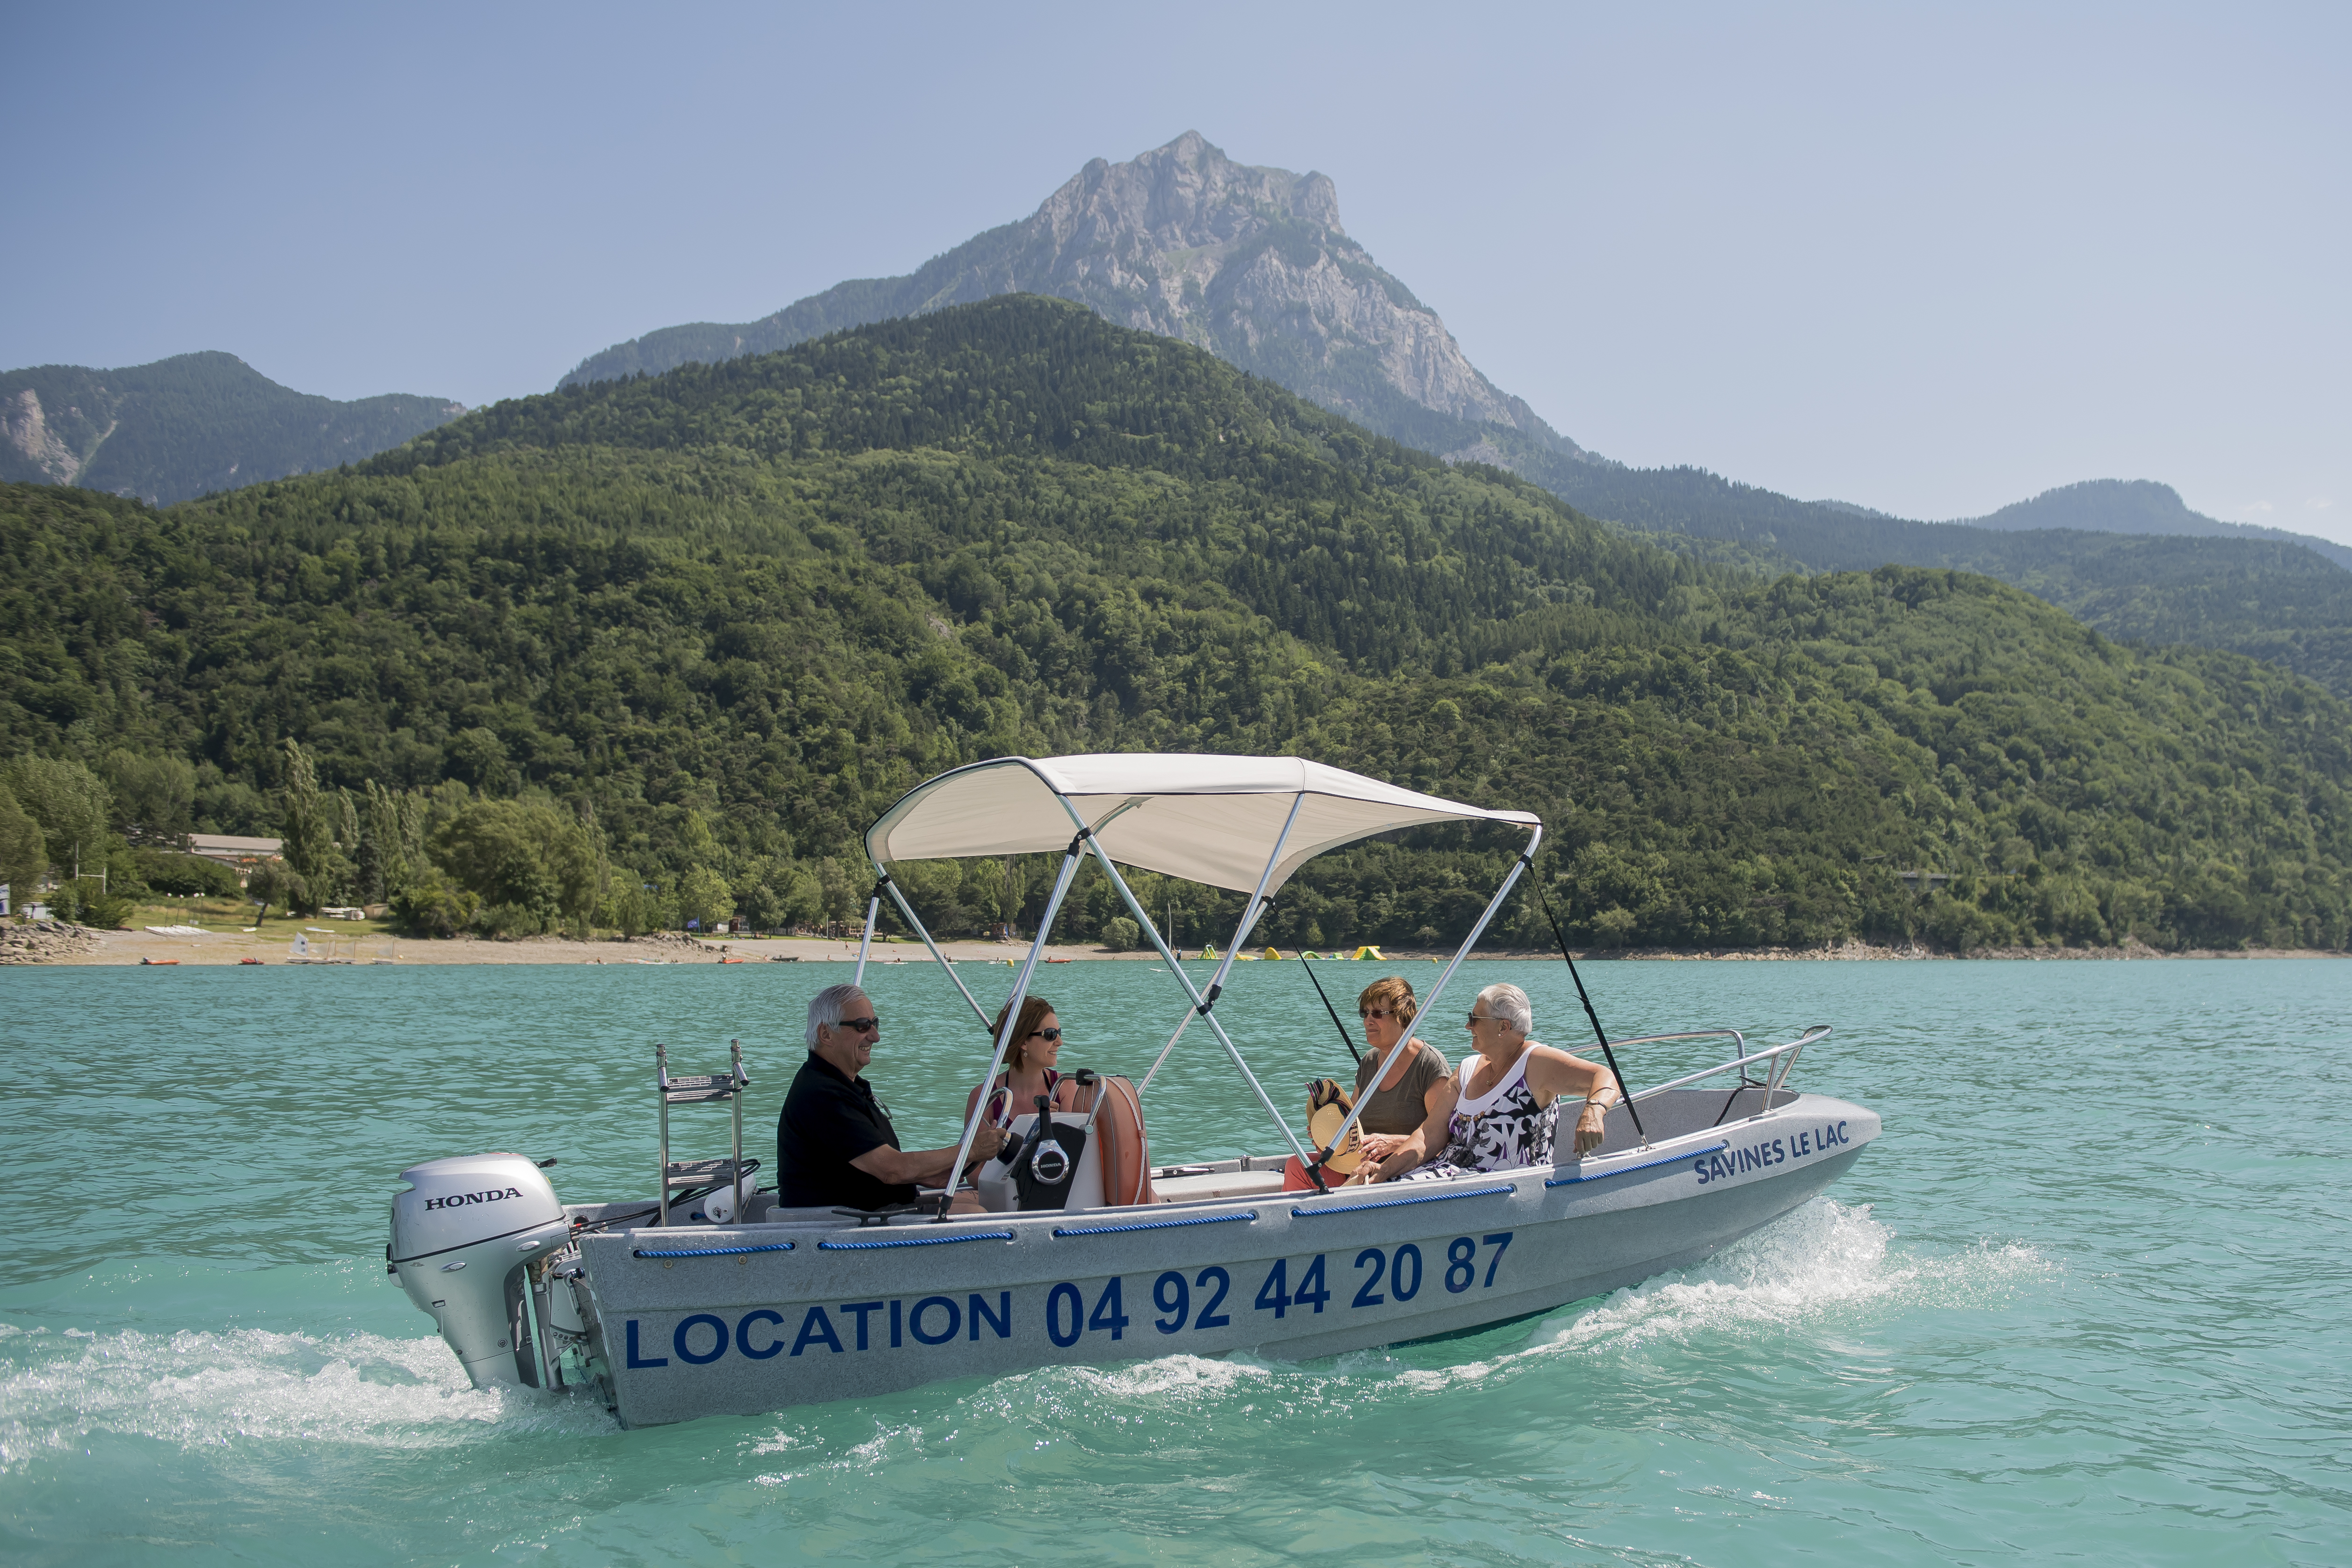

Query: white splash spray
left=0, top=1324, right=605, bottom=1469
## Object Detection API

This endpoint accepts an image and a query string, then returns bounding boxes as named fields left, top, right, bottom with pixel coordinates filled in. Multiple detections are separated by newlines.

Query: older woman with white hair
left=1392, top=981, right=1620, bottom=1181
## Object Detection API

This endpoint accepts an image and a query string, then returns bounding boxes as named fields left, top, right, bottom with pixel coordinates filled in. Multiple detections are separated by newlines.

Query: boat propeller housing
left=389, top=1154, right=572, bottom=1389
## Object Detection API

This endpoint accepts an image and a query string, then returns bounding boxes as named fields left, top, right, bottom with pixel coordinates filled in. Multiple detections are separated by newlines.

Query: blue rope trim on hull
left=1054, top=1210, right=1257, bottom=1237
left=1545, top=1141, right=1727, bottom=1186
left=1290, top=1185, right=1515, bottom=1218
left=632, top=1241, right=796, bottom=1258
left=817, top=1229, right=1016, bottom=1250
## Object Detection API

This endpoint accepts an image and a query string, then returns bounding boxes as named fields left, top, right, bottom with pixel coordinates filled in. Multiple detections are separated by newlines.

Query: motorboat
left=387, top=754, right=1879, bottom=1428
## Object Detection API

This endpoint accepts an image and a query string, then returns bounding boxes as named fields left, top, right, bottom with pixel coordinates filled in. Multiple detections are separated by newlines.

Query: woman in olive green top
left=1351, top=976, right=1459, bottom=1184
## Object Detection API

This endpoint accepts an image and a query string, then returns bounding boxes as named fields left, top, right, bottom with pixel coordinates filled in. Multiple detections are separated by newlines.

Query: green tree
left=676, top=864, right=734, bottom=931
left=360, top=780, right=428, bottom=902
left=432, top=800, right=598, bottom=935
left=102, top=749, right=196, bottom=844
left=1, top=757, right=113, bottom=878
left=278, top=740, right=351, bottom=910
left=247, top=860, right=305, bottom=921
left=779, top=865, right=824, bottom=930
left=817, top=859, right=862, bottom=929
left=389, top=867, right=479, bottom=937
left=600, top=866, right=661, bottom=938
left=0, top=785, right=46, bottom=916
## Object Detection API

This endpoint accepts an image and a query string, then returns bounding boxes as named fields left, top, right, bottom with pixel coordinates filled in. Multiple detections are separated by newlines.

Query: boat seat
left=1150, top=1168, right=1285, bottom=1203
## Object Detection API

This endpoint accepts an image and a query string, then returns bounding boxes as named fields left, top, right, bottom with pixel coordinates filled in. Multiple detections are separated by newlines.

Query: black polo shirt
left=776, top=1051, right=917, bottom=1212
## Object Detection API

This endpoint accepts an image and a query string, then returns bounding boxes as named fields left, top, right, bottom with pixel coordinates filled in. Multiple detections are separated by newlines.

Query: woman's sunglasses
left=1027, top=1027, right=1063, bottom=1042
left=1358, top=1007, right=1394, bottom=1020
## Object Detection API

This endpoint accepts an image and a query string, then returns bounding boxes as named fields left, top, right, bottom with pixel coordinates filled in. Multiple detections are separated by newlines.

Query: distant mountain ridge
left=563, top=130, right=1597, bottom=466
left=0, top=352, right=463, bottom=506
left=1547, top=464, right=2352, bottom=698
left=1953, top=478, right=2351, bottom=568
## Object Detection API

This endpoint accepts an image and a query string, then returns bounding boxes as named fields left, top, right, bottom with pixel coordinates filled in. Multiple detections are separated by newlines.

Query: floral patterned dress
left=1399, top=1045, right=1558, bottom=1180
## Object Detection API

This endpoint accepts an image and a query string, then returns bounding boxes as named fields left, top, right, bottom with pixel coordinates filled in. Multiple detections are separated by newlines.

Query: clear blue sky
left=7, top=2, right=2345, bottom=540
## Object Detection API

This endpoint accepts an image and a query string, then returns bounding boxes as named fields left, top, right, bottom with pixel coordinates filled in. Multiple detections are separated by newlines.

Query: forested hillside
left=4, top=298, right=2345, bottom=952
left=1541, top=463, right=2352, bottom=701
left=542, top=132, right=2346, bottom=701
left=0, top=352, right=464, bottom=505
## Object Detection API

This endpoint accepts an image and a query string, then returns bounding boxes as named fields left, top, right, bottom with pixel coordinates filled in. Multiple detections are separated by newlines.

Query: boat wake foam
left=1523, top=1195, right=2052, bottom=1357
left=947, top=1199, right=2053, bottom=1434
left=0, top=1323, right=603, bottom=1469
left=747, top=1200, right=2057, bottom=1470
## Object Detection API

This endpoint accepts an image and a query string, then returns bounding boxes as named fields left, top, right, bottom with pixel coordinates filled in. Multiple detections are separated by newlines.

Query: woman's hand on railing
left=1573, top=1101, right=1609, bottom=1156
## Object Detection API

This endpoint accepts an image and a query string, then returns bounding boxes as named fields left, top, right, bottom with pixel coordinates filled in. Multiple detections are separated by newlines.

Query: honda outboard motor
left=390, top=1154, right=573, bottom=1389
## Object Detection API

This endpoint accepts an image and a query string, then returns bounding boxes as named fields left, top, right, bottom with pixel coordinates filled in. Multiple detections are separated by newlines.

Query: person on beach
left=776, top=983, right=1004, bottom=1212
left=965, top=994, right=1082, bottom=1131
left=1396, top=982, right=1619, bottom=1181
left=1285, top=976, right=1456, bottom=1190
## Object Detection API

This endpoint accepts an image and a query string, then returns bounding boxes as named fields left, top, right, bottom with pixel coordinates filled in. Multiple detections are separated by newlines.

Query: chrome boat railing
left=1607, top=1024, right=1831, bottom=1122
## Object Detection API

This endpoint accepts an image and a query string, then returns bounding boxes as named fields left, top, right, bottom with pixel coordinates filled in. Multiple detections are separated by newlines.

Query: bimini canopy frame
left=854, top=754, right=1542, bottom=1215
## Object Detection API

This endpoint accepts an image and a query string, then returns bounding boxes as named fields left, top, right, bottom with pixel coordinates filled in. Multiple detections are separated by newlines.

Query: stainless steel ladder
left=655, top=1038, right=755, bottom=1225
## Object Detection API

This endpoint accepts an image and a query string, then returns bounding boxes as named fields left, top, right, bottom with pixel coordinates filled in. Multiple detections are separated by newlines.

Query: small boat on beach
left=389, top=754, right=1879, bottom=1429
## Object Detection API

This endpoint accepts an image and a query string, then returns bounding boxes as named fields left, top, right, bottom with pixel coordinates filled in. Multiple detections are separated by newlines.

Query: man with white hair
left=776, top=982, right=1005, bottom=1211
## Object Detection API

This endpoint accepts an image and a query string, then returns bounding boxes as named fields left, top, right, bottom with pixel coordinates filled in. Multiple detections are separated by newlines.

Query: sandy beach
left=29, top=925, right=1152, bottom=967
left=13, top=922, right=2342, bottom=967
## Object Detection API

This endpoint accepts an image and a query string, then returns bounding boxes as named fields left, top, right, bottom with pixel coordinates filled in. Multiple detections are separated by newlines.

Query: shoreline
left=8, top=923, right=2345, bottom=967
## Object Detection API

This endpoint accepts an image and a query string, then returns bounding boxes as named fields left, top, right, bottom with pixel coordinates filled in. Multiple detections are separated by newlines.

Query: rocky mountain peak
left=1035, top=131, right=1346, bottom=254
left=558, top=133, right=1588, bottom=463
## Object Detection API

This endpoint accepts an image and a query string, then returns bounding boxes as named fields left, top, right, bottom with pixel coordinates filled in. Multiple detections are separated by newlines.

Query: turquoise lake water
left=2, top=955, right=2347, bottom=1565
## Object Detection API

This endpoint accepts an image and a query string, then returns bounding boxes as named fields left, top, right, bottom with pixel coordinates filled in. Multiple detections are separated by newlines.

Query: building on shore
left=187, top=835, right=285, bottom=886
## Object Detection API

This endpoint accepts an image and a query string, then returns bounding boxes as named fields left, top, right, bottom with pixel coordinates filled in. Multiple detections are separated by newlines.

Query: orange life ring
left=1074, top=1074, right=1154, bottom=1206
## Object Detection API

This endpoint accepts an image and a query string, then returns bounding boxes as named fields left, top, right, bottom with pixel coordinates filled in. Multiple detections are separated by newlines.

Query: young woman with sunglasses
left=965, top=993, right=1082, bottom=1132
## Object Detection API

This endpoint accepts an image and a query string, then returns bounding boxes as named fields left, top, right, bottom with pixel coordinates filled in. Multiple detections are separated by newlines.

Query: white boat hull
left=572, top=1090, right=1877, bottom=1427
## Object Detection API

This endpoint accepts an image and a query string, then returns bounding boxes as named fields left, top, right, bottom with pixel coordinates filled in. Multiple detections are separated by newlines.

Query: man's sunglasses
left=1028, top=1027, right=1063, bottom=1042
left=836, top=1016, right=879, bottom=1034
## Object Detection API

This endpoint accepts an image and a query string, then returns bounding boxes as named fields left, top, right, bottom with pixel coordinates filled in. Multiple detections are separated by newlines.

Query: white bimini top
left=864, top=753, right=1539, bottom=895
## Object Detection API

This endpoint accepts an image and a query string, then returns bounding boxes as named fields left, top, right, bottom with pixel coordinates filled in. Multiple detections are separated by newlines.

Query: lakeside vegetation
left=3, top=298, right=2345, bottom=952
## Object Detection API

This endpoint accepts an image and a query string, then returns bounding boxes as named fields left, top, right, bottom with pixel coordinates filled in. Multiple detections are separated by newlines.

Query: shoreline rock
left=0, top=921, right=106, bottom=964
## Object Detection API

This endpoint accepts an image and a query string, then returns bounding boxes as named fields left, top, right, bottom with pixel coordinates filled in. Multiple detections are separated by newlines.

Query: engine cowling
left=390, top=1154, right=572, bottom=1388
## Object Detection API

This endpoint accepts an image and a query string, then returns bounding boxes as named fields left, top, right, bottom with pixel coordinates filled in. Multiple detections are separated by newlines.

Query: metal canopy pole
left=1307, top=824, right=1546, bottom=1174
left=1134, top=794, right=1299, bottom=1093
left=870, top=871, right=994, bottom=1031
left=1136, top=899, right=1270, bottom=1093
left=851, top=891, right=882, bottom=988
left=1073, top=799, right=1322, bottom=1178
left=932, top=837, right=1090, bottom=1218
